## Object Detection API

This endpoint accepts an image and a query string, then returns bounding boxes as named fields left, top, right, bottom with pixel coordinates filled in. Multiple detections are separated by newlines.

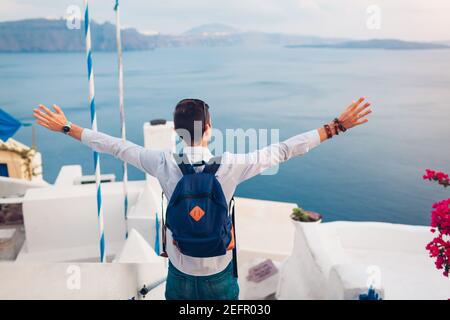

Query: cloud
left=0, top=0, right=36, bottom=17
left=0, top=0, right=449, bottom=41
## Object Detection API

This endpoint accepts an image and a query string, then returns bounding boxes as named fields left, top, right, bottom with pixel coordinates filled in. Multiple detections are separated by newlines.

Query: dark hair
left=173, top=99, right=211, bottom=145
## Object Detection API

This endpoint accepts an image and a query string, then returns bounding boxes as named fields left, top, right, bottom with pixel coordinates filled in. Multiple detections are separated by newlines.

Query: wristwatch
left=62, top=121, right=72, bottom=134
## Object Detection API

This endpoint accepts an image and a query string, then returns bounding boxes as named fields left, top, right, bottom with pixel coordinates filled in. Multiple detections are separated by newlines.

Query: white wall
left=22, top=181, right=145, bottom=260
left=0, top=263, right=138, bottom=300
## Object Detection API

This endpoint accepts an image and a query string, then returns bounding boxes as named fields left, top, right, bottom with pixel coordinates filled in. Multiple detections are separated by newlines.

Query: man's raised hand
left=338, top=97, right=372, bottom=130
left=33, top=104, right=68, bottom=132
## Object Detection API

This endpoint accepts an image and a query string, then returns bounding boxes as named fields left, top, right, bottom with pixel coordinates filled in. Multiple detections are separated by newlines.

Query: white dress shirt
left=81, top=128, right=320, bottom=276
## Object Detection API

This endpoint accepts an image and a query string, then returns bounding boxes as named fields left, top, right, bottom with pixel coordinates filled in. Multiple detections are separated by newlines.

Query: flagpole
left=114, top=0, right=130, bottom=239
left=84, top=0, right=106, bottom=262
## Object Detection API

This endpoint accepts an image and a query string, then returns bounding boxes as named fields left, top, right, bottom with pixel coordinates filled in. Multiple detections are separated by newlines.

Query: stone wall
left=0, top=203, right=23, bottom=225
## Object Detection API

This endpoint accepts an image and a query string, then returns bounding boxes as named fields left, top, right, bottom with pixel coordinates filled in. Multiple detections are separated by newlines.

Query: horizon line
left=1, top=17, right=449, bottom=44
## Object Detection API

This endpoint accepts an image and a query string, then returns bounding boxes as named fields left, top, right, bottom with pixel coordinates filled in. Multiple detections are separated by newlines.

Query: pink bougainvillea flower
left=423, top=169, right=436, bottom=180
left=424, top=169, right=450, bottom=187
left=435, top=171, right=449, bottom=180
left=424, top=169, right=450, bottom=278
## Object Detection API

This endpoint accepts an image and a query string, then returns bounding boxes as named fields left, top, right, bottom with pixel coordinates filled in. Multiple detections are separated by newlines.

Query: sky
left=1, top=0, right=449, bottom=41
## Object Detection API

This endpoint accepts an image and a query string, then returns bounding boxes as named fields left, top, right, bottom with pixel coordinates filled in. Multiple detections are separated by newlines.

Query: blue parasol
left=0, top=108, right=31, bottom=141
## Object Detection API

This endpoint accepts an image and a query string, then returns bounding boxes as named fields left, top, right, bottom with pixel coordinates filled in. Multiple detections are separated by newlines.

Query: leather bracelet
left=334, top=123, right=339, bottom=135
left=324, top=124, right=333, bottom=139
left=332, top=118, right=340, bottom=135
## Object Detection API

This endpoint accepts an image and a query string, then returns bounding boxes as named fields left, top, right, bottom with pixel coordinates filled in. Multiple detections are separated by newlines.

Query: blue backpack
left=162, top=153, right=238, bottom=277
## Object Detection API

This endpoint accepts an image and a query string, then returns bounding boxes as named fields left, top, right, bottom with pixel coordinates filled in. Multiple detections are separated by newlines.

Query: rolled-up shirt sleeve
left=226, top=129, right=321, bottom=183
left=81, top=128, right=164, bottom=176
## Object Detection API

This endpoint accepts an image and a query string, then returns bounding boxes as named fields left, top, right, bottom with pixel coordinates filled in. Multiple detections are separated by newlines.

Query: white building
left=0, top=121, right=448, bottom=299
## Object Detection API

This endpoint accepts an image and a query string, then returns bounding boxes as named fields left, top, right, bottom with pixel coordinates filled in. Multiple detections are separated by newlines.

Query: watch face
left=63, top=125, right=71, bottom=133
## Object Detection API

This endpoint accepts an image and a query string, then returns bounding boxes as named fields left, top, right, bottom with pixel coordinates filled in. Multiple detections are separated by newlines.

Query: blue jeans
left=165, top=261, right=239, bottom=300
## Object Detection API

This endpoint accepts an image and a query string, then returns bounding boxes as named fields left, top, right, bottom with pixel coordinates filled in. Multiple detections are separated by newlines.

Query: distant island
left=0, top=19, right=157, bottom=52
left=0, top=19, right=345, bottom=52
left=286, top=39, right=449, bottom=50
left=0, top=18, right=448, bottom=52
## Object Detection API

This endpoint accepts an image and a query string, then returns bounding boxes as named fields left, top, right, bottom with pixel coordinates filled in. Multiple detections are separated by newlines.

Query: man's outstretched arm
left=317, top=97, right=371, bottom=142
left=33, top=104, right=164, bottom=176
left=32, top=104, right=83, bottom=140
left=229, top=97, right=372, bottom=183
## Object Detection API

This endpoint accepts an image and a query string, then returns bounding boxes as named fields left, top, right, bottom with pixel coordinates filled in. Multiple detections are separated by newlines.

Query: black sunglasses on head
left=179, top=99, right=209, bottom=131
left=179, top=98, right=209, bottom=109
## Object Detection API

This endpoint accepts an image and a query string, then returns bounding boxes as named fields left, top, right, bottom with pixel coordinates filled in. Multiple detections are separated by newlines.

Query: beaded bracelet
left=324, top=124, right=333, bottom=139
left=333, top=122, right=340, bottom=135
left=334, top=118, right=347, bottom=132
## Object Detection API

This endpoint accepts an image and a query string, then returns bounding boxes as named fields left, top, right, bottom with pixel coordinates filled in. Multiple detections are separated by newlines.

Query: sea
left=1, top=46, right=450, bottom=225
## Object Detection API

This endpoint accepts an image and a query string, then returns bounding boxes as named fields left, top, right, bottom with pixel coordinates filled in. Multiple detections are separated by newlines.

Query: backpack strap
left=230, top=196, right=238, bottom=278
left=160, top=191, right=168, bottom=258
left=173, top=152, right=195, bottom=175
left=203, top=156, right=222, bottom=175
left=174, top=153, right=222, bottom=175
